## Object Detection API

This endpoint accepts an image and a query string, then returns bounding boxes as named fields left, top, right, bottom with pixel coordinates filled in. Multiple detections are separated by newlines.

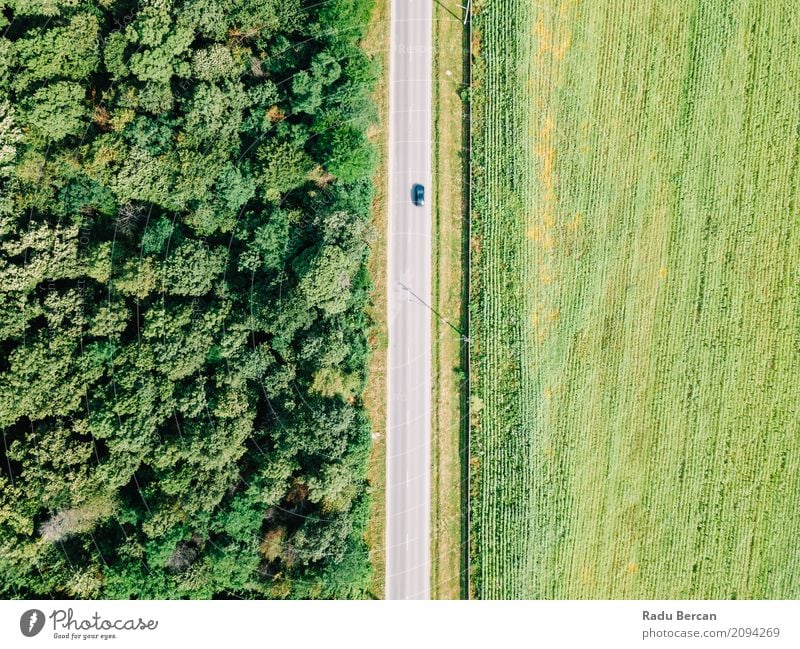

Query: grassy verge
left=361, top=0, right=389, bottom=600
left=430, top=2, right=468, bottom=600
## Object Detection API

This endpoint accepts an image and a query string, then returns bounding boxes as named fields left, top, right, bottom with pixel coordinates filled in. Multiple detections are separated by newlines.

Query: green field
left=470, top=0, right=800, bottom=598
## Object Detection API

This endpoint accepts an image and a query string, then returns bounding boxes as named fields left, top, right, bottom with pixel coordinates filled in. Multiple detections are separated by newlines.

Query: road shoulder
left=430, top=2, right=469, bottom=601
left=362, top=0, right=389, bottom=600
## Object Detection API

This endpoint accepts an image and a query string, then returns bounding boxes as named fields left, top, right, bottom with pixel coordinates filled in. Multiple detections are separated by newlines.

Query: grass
left=361, top=0, right=389, bottom=600
left=470, top=0, right=800, bottom=599
left=430, top=2, right=469, bottom=600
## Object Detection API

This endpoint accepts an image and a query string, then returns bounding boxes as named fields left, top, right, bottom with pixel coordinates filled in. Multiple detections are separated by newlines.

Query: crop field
left=470, top=0, right=800, bottom=598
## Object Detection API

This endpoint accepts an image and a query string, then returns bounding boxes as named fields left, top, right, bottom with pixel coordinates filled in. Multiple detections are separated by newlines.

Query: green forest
left=0, top=0, right=379, bottom=598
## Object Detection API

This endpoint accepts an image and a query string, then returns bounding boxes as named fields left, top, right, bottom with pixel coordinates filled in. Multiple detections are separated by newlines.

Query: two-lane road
left=386, top=0, right=433, bottom=600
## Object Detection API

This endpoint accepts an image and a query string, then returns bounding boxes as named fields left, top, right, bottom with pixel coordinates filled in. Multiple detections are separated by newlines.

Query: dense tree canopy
left=0, top=0, right=379, bottom=598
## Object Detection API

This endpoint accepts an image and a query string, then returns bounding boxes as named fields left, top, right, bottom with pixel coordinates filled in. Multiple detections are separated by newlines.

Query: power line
left=398, top=281, right=470, bottom=342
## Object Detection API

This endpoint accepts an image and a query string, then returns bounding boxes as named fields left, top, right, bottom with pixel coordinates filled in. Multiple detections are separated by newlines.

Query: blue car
left=412, top=183, right=425, bottom=206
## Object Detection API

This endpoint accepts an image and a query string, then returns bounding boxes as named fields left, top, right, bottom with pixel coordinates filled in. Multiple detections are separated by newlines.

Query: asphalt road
left=385, top=0, right=433, bottom=600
